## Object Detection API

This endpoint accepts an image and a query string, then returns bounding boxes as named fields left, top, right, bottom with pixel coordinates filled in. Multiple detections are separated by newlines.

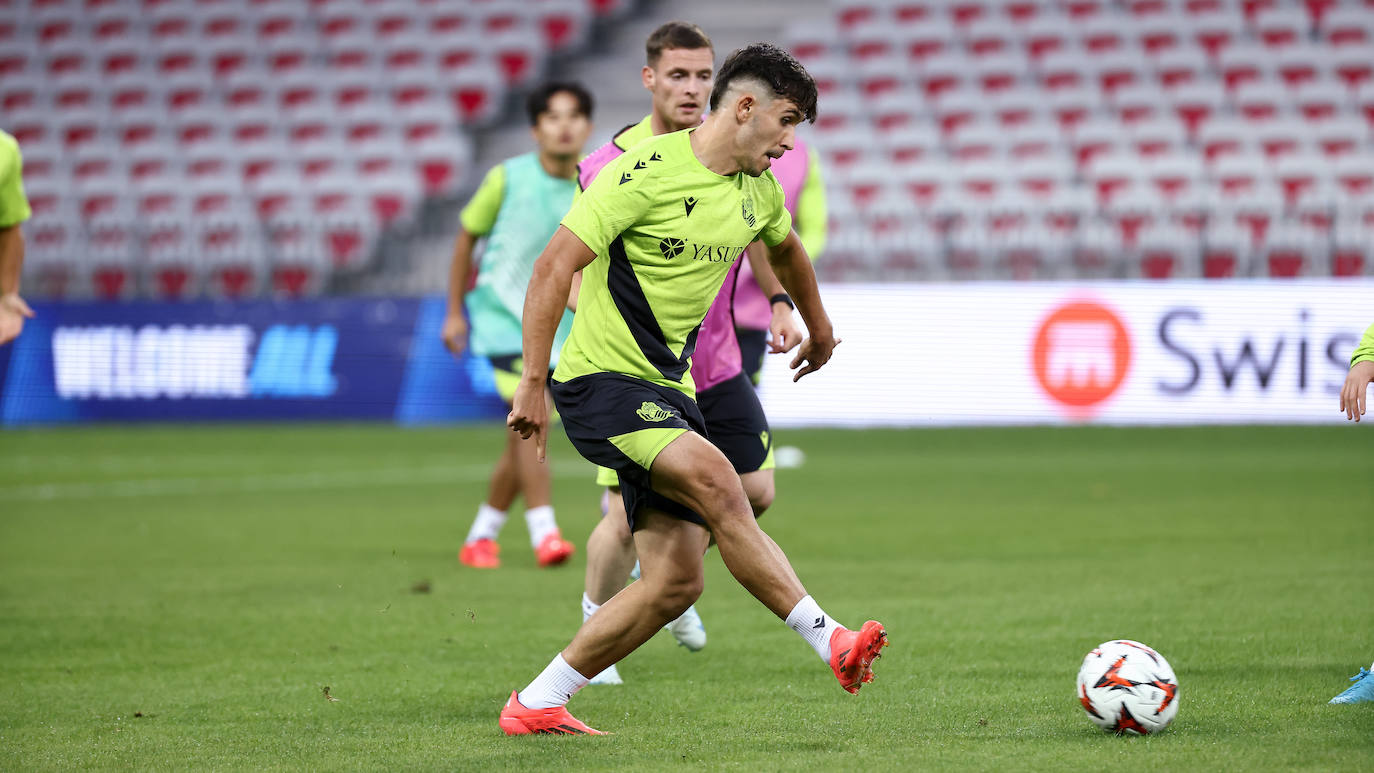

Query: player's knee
left=690, top=466, right=748, bottom=515
left=747, top=480, right=775, bottom=518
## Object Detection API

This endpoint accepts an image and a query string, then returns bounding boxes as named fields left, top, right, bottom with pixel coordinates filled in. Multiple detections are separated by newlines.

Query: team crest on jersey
left=741, top=196, right=756, bottom=228
left=658, top=237, right=685, bottom=259
left=636, top=402, right=676, bottom=422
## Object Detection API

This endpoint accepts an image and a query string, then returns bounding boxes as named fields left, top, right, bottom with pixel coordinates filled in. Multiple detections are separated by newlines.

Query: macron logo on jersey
left=684, top=197, right=698, bottom=216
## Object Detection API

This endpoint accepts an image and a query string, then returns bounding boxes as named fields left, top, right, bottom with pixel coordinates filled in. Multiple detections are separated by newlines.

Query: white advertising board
left=757, top=280, right=1373, bottom=427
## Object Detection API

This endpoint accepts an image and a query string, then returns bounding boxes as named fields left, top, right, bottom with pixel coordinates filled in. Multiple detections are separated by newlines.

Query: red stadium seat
left=1253, top=7, right=1311, bottom=49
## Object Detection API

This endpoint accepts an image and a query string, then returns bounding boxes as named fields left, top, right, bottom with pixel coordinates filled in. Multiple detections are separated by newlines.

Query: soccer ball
left=1076, top=640, right=1179, bottom=735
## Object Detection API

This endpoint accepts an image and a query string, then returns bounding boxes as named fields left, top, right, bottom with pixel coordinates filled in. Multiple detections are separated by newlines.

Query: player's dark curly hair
left=708, top=43, right=818, bottom=124
left=525, top=81, right=594, bottom=126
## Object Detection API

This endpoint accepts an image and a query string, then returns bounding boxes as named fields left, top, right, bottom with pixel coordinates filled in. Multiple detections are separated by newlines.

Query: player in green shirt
left=497, top=45, right=888, bottom=736
left=1329, top=322, right=1374, bottom=704
left=1339, top=323, right=1374, bottom=422
left=441, top=83, right=594, bottom=570
left=0, top=130, right=33, bottom=346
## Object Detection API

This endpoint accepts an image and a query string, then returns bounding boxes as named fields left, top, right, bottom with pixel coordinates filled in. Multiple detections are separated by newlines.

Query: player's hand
left=507, top=377, right=549, bottom=462
left=440, top=312, right=468, bottom=356
left=0, top=292, right=34, bottom=346
left=768, top=303, right=803, bottom=353
left=789, top=331, right=840, bottom=382
left=1339, top=360, right=1374, bottom=421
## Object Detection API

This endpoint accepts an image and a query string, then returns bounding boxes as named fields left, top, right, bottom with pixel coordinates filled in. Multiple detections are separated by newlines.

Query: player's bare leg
left=562, top=508, right=711, bottom=677
left=458, top=430, right=521, bottom=568
left=649, top=433, right=887, bottom=692
left=650, top=434, right=801, bottom=616
left=584, top=491, right=635, bottom=605
left=739, top=468, right=775, bottom=518
left=487, top=433, right=522, bottom=510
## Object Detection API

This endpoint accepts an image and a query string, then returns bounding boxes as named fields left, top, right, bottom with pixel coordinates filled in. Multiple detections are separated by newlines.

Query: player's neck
left=537, top=152, right=578, bottom=180
left=650, top=112, right=698, bottom=137
left=688, top=121, right=742, bottom=177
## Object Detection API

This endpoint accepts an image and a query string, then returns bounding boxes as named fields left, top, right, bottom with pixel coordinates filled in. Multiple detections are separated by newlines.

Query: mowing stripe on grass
left=2, top=464, right=590, bottom=502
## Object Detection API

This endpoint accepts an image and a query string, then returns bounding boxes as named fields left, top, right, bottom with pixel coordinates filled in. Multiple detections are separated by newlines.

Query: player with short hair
left=0, top=129, right=33, bottom=346
left=498, top=44, right=887, bottom=736
left=572, top=22, right=802, bottom=683
left=443, top=82, right=595, bottom=569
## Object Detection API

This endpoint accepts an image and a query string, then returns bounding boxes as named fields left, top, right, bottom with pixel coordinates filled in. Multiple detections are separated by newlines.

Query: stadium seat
left=1006, top=121, right=1063, bottom=159
left=1253, top=6, right=1312, bottom=49
left=1070, top=217, right=1126, bottom=277
left=1202, top=221, right=1253, bottom=278
left=447, top=64, right=505, bottom=126
left=85, top=213, right=139, bottom=300
left=1133, top=222, right=1199, bottom=278
left=1262, top=220, right=1327, bottom=276
left=1331, top=219, right=1374, bottom=275
left=1218, top=43, right=1274, bottom=91
left=1332, top=153, right=1374, bottom=196
left=1321, top=6, right=1374, bottom=46
left=1153, top=47, right=1211, bottom=89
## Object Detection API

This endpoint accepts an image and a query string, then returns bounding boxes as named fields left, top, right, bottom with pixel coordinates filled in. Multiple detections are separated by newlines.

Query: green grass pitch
left=1, top=423, right=1371, bottom=770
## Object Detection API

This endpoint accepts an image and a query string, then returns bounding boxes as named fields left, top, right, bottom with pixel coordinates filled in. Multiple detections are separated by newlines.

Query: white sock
left=785, top=595, right=843, bottom=663
left=517, top=653, right=589, bottom=709
left=581, top=592, right=599, bottom=623
left=525, top=505, right=558, bottom=547
left=465, top=503, right=506, bottom=544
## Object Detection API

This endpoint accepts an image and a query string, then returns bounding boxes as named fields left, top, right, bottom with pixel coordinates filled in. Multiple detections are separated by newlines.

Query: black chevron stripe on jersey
left=606, top=236, right=699, bottom=383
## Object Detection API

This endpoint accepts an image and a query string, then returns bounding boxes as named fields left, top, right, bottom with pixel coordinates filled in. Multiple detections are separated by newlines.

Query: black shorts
left=735, top=327, right=768, bottom=384
left=698, top=371, right=773, bottom=475
left=550, top=372, right=708, bottom=530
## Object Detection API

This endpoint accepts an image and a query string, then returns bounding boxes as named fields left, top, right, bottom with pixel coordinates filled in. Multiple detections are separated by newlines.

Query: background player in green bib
left=498, top=45, right=888, bottom=736
left=442, top=83, right=593, bottom=570
left=0, top=129, right=33, bottom=346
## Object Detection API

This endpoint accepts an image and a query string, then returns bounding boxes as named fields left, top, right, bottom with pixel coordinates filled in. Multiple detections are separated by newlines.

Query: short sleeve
left=458, top=164, right=505, bottom=236
left=758, top=176, right=792, bottom=247
left=0, top=133, right=30, bottom=229
left=560, top=152, right=651, bottom=256
left=1352, top=323, right=1374, bottom=367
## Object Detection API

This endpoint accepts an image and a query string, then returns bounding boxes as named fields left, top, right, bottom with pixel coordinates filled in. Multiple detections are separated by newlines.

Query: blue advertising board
left=0, top=297, right=509, bottom=426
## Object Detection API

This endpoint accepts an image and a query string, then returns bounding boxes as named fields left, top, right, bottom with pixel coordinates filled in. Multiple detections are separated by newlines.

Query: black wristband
left=769, top=293, right=794, bottom=310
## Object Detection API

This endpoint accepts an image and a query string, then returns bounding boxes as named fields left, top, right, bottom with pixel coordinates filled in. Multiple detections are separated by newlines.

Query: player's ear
left=641, top=65, right=654, bottom=90
left=735, top=94, right=755, bottom=124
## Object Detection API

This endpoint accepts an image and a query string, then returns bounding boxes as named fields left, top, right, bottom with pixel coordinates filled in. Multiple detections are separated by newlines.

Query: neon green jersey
left=0, top=130, right=30, bottom=229
left=1352, top=323, right=1374, bottom=368
left=557, top=129, right=792, bottom=397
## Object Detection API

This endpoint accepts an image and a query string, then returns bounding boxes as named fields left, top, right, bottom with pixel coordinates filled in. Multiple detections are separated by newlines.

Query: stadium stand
left=3, top=0, right=635, bottom=300
left=789, top=0, right=1374, bottom=280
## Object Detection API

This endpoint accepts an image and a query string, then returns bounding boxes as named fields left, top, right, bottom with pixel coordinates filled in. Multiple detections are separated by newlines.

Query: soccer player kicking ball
left=574, top=22, right=802, bottom=680
left=443, top=83, right=594, bottom=569
left=499, top=44, right=888, bottom=736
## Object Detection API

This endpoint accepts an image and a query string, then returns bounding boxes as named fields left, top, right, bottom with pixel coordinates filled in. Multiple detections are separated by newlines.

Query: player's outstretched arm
left=508, top=226, right=597, bottom=460
left=441, top=229, right=478, bottom=355
left=744, top=242, right=801, bottom=353
left=765, top=230, right=838, bottom=382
